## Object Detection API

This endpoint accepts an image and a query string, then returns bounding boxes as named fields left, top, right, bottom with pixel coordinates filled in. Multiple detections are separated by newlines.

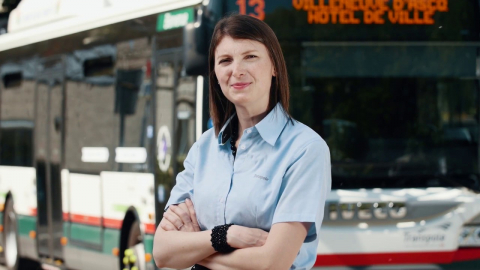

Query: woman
left=153, top=14, right=331, bottom=270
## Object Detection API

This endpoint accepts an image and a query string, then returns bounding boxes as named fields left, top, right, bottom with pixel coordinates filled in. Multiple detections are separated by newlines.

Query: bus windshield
left=303, top=76, right=479, bottom=191
left=225, top=0, right=480, bottom=191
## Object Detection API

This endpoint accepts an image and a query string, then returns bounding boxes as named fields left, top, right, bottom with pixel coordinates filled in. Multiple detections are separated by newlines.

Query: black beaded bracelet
left=210, top=223, right=235, bottom=253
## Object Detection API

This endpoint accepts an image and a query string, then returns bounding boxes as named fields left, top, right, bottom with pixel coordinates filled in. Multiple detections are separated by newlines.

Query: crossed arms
left=152, top=199, right=310, bottom=270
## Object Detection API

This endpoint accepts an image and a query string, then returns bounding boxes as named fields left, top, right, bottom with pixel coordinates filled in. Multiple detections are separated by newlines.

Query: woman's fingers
left=163, top=209, right=184, bottom=230
left=159, top=217, right=178, bottom=231
left=161, top=201, right=199, bottom=232
left=185, top=199, right=200, bottom=232
left=169, top=204, right=195, bottom=231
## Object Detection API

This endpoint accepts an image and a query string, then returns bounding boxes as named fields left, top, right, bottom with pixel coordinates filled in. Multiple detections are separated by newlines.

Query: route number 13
left=236, top=0, right=265, bottom=21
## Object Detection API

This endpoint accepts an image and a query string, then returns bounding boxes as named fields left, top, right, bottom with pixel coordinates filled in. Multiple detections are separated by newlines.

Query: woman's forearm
left=198, top=246, right=279, bottom=270
left=198, top=222, right=309, bottom=270
left=153, top=228, right=216, bottom=269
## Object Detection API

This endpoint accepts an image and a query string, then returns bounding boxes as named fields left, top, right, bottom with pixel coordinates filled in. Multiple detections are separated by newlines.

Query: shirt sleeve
left=164, top=141, right=199, bottom=211
left=272, top=139, right=332, bottom=242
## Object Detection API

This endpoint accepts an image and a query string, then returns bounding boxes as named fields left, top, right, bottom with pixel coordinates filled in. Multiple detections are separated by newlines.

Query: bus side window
left=84, top=56, right=114, bottom=77
left=0, top=70, right=34, bottom=167
left=2, top=72, right=22, bottom=89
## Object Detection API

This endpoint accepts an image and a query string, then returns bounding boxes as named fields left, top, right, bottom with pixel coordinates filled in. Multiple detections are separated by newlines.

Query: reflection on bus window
left=0, top=121, right=33, bottom=167
left=298, top=77, right=479, bottom=190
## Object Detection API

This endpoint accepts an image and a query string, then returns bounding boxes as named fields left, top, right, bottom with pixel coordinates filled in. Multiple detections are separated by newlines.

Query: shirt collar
left=218, top=113, right=236, bottom=145
left=255, top=103, right=289, bottom=146
left=217, top=103, right=289, bottom=146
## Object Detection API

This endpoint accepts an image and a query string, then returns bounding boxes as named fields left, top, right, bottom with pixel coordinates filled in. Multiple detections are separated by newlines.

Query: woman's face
left=214, top=36, right=275, bottom=112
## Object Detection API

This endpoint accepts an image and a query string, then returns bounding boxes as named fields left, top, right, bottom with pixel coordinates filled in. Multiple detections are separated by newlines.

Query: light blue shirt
left=166, top=103, right=332, bottom=270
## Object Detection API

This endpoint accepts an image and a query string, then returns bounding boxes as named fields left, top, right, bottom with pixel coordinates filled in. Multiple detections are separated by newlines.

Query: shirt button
left=247, top=130, right=252, bottom=134
left=241, top=145, right=246, bottom=150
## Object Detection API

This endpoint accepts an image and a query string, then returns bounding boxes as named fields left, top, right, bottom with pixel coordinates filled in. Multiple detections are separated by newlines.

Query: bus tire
left=3, top=198, right=20, bottom=270
left=120, top=211, right=146, bottom=270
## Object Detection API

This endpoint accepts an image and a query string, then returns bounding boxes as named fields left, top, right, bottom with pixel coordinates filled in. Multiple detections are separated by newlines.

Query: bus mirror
left=183, top=21, right=209, bottom=76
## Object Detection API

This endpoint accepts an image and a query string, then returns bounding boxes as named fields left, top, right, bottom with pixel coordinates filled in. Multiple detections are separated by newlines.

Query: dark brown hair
left=208, top=14, right=291, bottom=135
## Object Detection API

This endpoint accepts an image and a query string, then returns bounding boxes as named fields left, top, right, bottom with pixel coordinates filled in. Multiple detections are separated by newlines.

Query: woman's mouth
left=231, top=83, right=251, bottom=90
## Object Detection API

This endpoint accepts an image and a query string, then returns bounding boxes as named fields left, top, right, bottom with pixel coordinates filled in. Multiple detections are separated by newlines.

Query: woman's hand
left=161, top=198, right=200, bottom=232
left=226, top=225, right=268, bottom=249
left=160, top=199, right=269, bottom=249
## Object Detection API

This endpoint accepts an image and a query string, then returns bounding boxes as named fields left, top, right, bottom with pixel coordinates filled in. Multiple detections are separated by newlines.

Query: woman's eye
left=246, top=55, right=257, bottom=59
left=219, top=59, right=230, bottom=64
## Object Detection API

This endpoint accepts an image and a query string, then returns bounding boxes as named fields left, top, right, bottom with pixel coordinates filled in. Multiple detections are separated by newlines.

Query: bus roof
left=0, top=0, right=202, bottom=52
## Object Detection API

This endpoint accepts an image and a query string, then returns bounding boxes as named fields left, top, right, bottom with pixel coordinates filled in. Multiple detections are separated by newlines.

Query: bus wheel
left=4, top=199, right=19, bottom=270
left=122, top=220, right=145, bottom=270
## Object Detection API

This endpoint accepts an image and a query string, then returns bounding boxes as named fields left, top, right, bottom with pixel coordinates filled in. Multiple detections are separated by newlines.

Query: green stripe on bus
left=63, top=222, right=70, bottom=238
left=103, top=228, right=120, bottom=255
left=0, top=212, right=3, bottom=225
left=70, top=223, right=102, bottom=246
left=144, top=234, right=155, bottom=265
left=18, top=215, right=36, bottom=236
left=144, top=234, right=154, bottom=254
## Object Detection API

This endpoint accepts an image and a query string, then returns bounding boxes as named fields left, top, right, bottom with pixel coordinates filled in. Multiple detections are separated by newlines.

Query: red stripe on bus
left=30, top=208, right=37, bottom=216
left=103, top=218, right=122, bottom=229
left=70, top=214, right=102, bottom=226
left=452, top=248, right=480, bottom=262
left=314, top=248, right=480, bottom=266
left=145, top=223, right=156, bottom=234
left=63, top=212, right=69, bottom=221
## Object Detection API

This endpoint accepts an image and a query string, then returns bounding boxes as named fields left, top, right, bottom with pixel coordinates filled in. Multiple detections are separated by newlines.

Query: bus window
left=0, top=64, right=35, bottom=167
left=301, top=77, right=479, bottom=190
left=0, top=122, right=33, bottom=167
left=84, top=56, right=114, bottom=77
left=2, top=71, right=22, bottom=88
left=114, top=38, right=153, bottom=172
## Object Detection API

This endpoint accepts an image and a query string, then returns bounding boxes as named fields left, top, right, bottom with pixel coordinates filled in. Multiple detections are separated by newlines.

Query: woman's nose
left=231, top=61, right=246, bottom=78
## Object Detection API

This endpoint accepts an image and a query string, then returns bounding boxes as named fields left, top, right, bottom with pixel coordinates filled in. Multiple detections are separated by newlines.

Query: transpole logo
left=403, top=222, right=450, bottom=245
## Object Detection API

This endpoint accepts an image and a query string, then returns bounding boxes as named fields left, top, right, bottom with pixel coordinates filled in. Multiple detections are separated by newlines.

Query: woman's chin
left=229, top=97, right=252, bottom=107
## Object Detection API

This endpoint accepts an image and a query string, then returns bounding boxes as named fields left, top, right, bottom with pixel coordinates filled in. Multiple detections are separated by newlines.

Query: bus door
left=153, top=48, right=181, bottom=223
left=153, top=47, right=197, bottom=223
left=34, top=56, right=65, bottom=261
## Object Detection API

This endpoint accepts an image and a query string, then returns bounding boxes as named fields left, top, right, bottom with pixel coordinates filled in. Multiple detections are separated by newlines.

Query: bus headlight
left=458, top=226, right=480, bottom=247
left=475, top=228, right=480, bottom=242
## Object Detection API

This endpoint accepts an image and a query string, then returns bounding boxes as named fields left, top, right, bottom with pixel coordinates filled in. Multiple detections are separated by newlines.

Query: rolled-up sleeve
left=272, top=139, right=331, bottom=241
left=164, top=141, right=199, bottom=210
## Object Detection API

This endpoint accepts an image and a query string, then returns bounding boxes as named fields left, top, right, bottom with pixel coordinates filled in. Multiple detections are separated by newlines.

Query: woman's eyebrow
left=241, top=49, right=259, bottom=55
left=216, top=53, right=230, bottom=60
left=216, top=49, right=259, bottom=60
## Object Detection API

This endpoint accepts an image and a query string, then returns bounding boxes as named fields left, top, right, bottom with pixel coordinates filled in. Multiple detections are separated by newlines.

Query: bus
left=0, top=0, right=479, bottom=269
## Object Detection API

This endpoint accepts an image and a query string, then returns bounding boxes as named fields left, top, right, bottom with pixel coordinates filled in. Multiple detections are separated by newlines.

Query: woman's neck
left=234, top=104, right=269, bottom=145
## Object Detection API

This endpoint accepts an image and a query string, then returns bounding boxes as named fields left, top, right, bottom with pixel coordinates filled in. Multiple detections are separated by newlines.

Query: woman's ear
left=272, top=69, right=276, bottom=77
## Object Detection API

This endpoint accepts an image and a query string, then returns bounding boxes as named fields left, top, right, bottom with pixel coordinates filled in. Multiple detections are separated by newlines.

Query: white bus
left=0, top=0, right=479, bottom=270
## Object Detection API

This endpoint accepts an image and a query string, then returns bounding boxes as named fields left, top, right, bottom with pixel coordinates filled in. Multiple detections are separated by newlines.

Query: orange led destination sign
left=293, top=0, right=448, bottom=25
